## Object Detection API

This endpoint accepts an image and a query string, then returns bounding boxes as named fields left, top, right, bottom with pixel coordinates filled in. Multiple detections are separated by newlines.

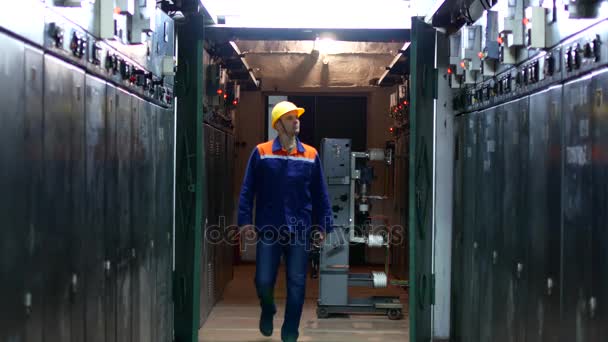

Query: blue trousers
left=255, top=229, right=310, bottom=341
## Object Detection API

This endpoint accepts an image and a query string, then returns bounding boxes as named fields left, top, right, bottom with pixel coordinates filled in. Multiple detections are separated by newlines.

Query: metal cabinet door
left=155, top=107, right=174, bottom=342
left=515, top=96, right=530, bottom=342
left=132, top=97, right=154, bottom=342
left=84, top=74, right=108, bottom=342
left=492, top=104, right=509, bottom=342
left=105, top=83, right=118, bottom=342
left=23, top=44, right=45, bottom=342
left=0, top=31, right=27, bottom=342
left=43, top=55, right=86, bottom=342
left=200, top=123, right=214, bottom=325
left=526, top=85, right=563, bottom=342
left=70, top=61, right=87, bottom=342
left=496, top=97, right=529, bottom=342
left=450, top=115, right=465, bottom=340
left=226, top=133, right=235, bottom=283
left=478, top=106, right=499, bottom=342
left=589, top=69, right=608, bottom=342
left=115, top=88, right=133, bottom=342
left=562, top=74, right=594, bottom=342
left=459, top=112, right=481, bottom=342
left=147, top=103, right=160, bottom=342
left=213, top=127, right=222, bottom=302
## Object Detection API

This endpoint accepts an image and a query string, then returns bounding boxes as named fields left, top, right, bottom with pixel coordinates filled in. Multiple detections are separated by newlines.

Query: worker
left=237, top=101, right=333, bottom=342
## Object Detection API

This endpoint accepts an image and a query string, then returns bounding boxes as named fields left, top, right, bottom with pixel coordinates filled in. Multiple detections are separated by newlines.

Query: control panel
left=41, top=4, right=175, bottom=108
left=451, top=0, right=608, bottom=114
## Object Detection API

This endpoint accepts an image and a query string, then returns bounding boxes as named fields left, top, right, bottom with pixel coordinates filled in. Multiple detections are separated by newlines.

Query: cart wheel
left=317, top=307, right=329, bottom=319
left=387, top=309, right=402, bottom=320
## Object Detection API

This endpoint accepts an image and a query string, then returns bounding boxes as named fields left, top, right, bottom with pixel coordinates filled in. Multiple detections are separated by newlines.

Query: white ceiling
left=201, top=0, right=414, bottom=29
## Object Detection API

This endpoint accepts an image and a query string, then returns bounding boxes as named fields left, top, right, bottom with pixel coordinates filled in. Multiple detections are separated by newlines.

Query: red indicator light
left=522, top=18, right=529, bottom=26
left=497, top=36, right=504, bottom=44
left=217, top=89, right=223, bottom=95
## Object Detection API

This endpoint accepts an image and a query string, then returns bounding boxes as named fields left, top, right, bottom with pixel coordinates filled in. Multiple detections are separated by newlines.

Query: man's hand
left=311, top=230, right=326, bottom=249
left=240, top=224, right=257, bottom=241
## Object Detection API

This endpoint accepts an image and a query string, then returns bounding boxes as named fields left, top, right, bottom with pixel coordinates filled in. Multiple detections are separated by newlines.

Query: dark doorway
left=285, top=95, right=367, bottom=151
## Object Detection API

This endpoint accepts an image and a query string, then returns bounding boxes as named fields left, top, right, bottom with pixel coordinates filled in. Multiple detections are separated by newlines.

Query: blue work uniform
left=237, top=137, right=333, bottom=341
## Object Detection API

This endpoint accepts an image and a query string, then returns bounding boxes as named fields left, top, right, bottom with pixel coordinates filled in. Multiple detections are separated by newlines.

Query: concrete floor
left=199, top=264, right=409, bottom=342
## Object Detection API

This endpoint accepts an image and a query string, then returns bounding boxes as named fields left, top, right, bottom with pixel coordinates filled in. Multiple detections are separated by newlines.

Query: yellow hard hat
left=271, top=101, right=305, bottom=129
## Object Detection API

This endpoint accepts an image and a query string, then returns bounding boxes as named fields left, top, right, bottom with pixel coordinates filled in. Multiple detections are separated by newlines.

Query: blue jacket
left=237, top=137, right=333, bottom=233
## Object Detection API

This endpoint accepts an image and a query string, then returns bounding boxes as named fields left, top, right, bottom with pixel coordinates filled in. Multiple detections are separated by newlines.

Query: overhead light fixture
left=314, top=37, right=337, bottom=55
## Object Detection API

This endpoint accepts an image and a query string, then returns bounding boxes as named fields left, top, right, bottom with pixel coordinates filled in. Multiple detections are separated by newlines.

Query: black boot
left=259, top=309, right=275, bottom=337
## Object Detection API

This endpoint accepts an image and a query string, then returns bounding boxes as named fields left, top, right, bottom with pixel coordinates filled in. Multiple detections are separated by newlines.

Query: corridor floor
left=199, top=264, right=409, bottom=342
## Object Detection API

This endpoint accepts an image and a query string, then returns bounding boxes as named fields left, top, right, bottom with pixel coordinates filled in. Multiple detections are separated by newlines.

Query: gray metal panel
left=478, top=106, right=498, bottom=342
left=228, top=135, right=234, bottom=286
left=491, top=104, right=504, bottom=342
left=134, top=97, right=154, bottom=342
left=148, top=102, right=159, bottom=342
left=115, top=87, right=133, bottom=342
left=319, top=227, right=350, bottom=306
left=165, top=107, right=175, bottom=339
left=208, top=127, right=216, bottom=241
left=42, top=55, right=85, bottom=342
left=70, top=54, right=87, bottom=342
left=526, top=85, right=563, bottom=342
left=319, top=138, right=352, bottom=306
left=84, top=74, right=108, bottom=342
left=491, top=103, right=506, bottom=342
left=104, top=83, right=118, bottom=342
left=156, top=107, right=174, bottom=341
left=214, top=127, right=223, bottom=302
left=213, top=128, right=223, bottom=301
left=505, top=96, right=530, bottom=342
left=0, top=31, right=26, bottom=342
left=226, top=133, right=235, bottom=285
left=116, top=88, right=133, bottom=257
left=496, top=100, right=516, bottom=342
left=591, top=68, right=608, bottom=341
left=320, top=138, right=351, bottom=228
left=23, top=44, right=45, bottom=342
left=200, top=123, right=213, bottom=325
left=562, top=73, right=594, bottom=342
left=432, top=55, right=455, bottom=338
left=460, top=112, right=480, bottom=342
left=451, top=115, right=465, bottom=341
left=150, top=10, right=176, bottom=78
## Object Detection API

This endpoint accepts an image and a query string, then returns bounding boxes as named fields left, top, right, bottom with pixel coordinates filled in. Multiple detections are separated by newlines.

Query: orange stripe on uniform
left=300, top=143, right=318, bottom=160
left=256, top=141, right=275, bottom=156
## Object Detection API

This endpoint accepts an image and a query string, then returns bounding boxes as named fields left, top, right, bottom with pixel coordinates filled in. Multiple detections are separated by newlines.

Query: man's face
left=278, top=111, right=300, bottom=136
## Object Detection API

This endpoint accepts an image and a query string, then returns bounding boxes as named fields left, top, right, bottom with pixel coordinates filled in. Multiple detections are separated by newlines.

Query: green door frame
left=409, top=16, right=437, bottom=342
left=174, top=15, right=206, bottom=342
